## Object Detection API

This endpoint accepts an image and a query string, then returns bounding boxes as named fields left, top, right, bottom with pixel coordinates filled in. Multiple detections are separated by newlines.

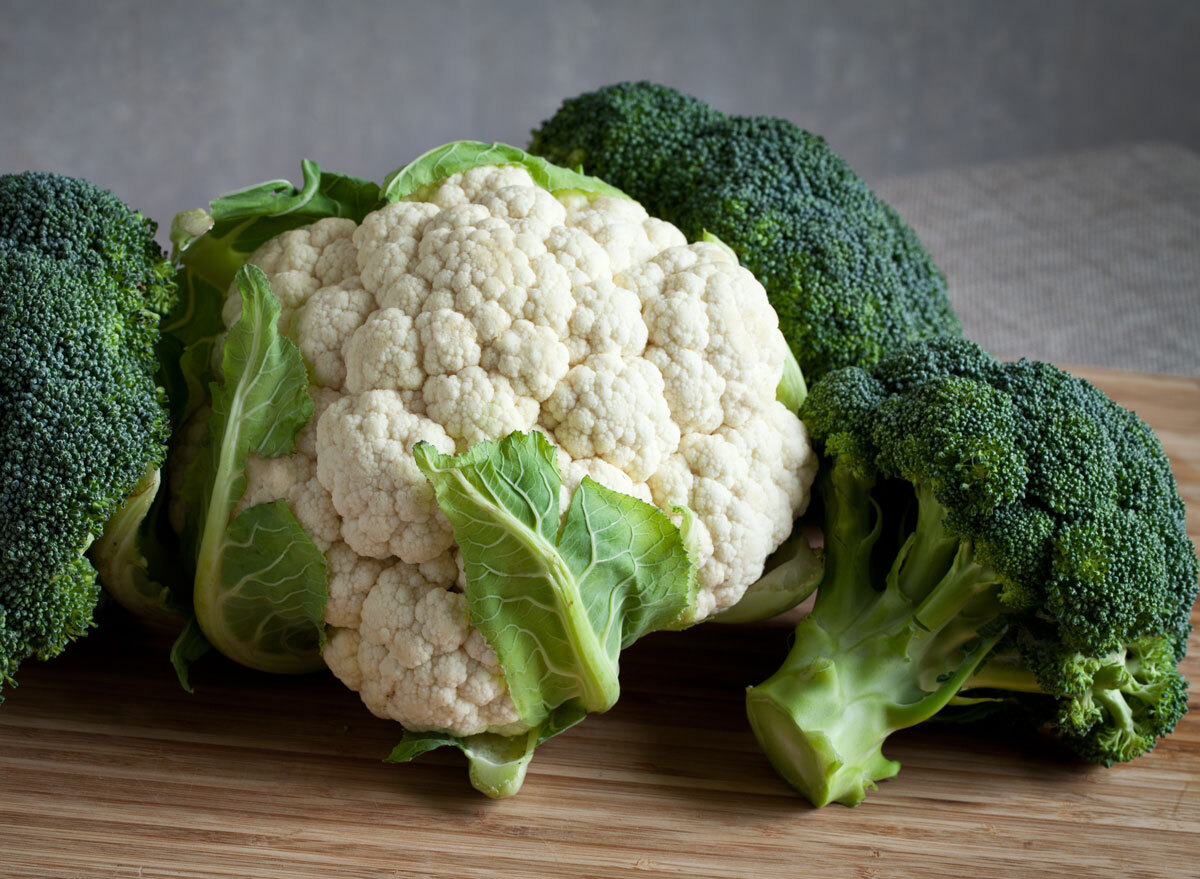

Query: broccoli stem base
left=747, top=605, right=1000, bottom=806
left=747, top=465, right=1006, bottom=807
left=746, top=615, right=901, bottom=807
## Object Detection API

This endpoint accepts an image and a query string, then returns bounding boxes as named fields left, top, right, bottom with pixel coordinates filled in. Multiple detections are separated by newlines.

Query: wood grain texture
left=1, top=368, right=1198, bottom=879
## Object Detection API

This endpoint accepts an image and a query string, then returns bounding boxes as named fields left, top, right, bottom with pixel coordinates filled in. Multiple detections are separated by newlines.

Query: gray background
left=2, top=0, right=1198, bottom=374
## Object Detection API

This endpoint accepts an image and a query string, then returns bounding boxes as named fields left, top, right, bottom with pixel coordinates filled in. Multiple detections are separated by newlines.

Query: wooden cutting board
left=2, top=368, right=1198, bottom=879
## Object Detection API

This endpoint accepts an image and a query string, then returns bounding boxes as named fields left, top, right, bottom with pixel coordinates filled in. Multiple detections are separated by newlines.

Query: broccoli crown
left=0, top=172, right=175, bottom=687
left=529, top=81, right=962, bottom=381
left=793, top=336, right=1197, bottom=770
left=804, top=336, right=1197, bottom=658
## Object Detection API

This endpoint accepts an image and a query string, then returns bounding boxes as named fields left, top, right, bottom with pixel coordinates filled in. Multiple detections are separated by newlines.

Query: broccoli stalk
left=91, top=466, right=179, bottom=626
left=747, top=338, right=1197, bottom=806
left=748, top=470, right=1006, bottom=805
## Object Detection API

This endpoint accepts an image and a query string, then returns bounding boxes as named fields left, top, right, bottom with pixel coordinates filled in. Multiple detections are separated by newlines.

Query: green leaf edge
left=187, top=265, right=325, bottom=674
left=381, top=141, right=628, bottom=204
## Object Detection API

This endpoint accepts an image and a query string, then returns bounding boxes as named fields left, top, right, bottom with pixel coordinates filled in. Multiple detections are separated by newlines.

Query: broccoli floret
left=746, top=337, right=1197, bottom=806
left=0, top=172, right=175, bottom=690
left=529, top=81, right=961, bottom=381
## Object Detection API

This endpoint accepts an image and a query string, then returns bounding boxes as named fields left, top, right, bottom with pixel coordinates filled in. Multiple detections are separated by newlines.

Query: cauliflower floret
left=564, top=196, right=661, bottom=273
left=324, top=541, right=387, bottom=629
left=428, top=165, right=540, bottom=207
left=644, top=347, right=725, bottom=435
left=325, top=560, right=521, bottom=735
left=237, top=449, right=342, bottom=552
left=545, top=223, right=610, bottom=287
left=231, top=164, right=817, bottom=736
left=416, top=308, right=481, bottom=375
left=293, top=280, right=375, bottom=390
left=648, top=405, right=816, bottom=617
left=718, top=401, right=818, bottom=529
left=557, top=454, right=654, bottom=515
left=343, top=308, right=424, bottom=395
left=223, top=217, right=360, bottom=334
left=564, top=279, right=646, bottom=364
left=423, top=367, right=539, bottom=449
left=315, top=390, right=457, bottom=563
left=479, top=319, right=569, bottom=400
left=639, top=244, right=786, bottom=430
left=234, top=384, right=344, bottom=550
left=542, top=353, right=679, bottom=482
left=355, top=201, right=442, bottom=295
left=480, top=183, right=567, bottom=226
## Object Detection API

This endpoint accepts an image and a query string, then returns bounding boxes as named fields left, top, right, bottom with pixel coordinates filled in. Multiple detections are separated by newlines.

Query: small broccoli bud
left=800, top=367, right=886, bottom=479
left=1049, top=508, right=1171, bottom=653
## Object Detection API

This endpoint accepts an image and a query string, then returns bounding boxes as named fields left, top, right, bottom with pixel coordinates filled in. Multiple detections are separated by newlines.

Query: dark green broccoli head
left=0, top=172, right=175, bottom=314
left=809, top=337, right=1196, bottom=652
left=797, top=366, right=886, bottom=479
left=872, top=376, right=1026, bottom=517
left=0, top=172, right=175, bottom=688
left=798, top=337, right=1197, bottom=765
left=529, top=81, right=962, bottom=381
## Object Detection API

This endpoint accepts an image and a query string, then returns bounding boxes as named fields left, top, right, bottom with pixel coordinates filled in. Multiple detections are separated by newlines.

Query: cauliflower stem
left=389, top=702, right=587, bottom=798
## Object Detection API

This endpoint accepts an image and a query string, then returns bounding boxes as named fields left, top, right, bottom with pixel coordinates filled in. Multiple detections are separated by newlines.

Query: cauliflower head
left=215, top=155, right=816, bottom=738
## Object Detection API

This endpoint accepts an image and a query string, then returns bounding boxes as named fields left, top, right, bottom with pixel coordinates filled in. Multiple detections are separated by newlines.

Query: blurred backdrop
left=2, top=0, right=1198, bottom=373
